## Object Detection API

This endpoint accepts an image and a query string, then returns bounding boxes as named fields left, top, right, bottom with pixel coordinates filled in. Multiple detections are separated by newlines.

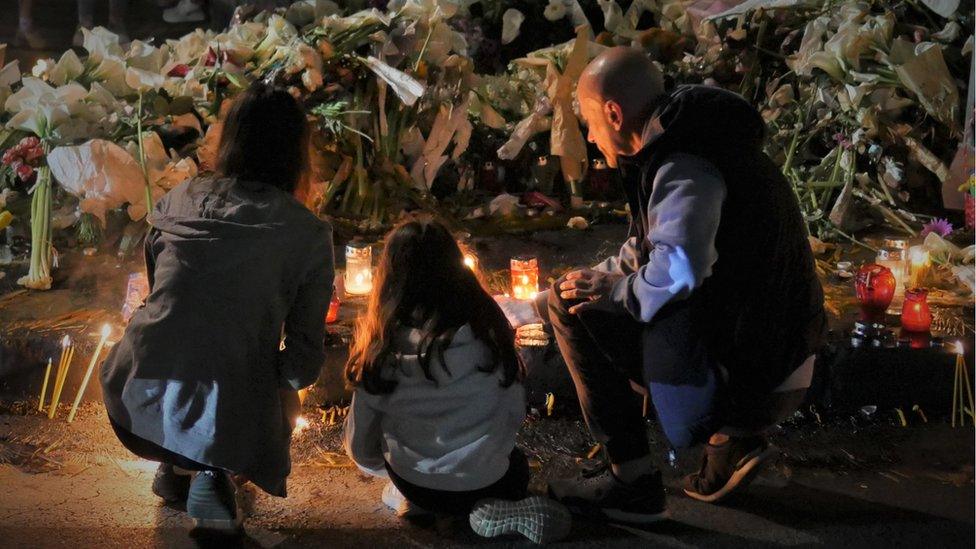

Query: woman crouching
left=100, top=81, right=334, bottom=532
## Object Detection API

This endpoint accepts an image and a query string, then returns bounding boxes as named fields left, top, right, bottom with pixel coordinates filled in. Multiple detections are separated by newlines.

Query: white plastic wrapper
left=48, top=139, right=149, bottom=223
left=361, top=55, right=426, bottom=106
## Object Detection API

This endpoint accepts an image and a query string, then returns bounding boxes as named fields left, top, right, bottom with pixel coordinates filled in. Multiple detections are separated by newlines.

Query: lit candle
left=900, top=288, right=932, bottom=332
left=48, top=336, right=75, bottom=419
left=877, top=238, right=908, bottom=314
left=67, top=324, right=111, bottom=423
left=951, top=341, right=973, bottom=428
left=344, top=242, right=373, bottom=296
left=463, top=254, right=478, bottom=270
left=326, top=290, right=341, bottom=324
left=511, top=256, right=540, bottom=300
left=908, top=246, right=930, bottom=288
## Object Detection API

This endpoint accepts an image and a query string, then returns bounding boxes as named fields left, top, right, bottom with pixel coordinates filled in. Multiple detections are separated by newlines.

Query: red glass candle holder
left=855, top=264, right=895, bottom=323
left=900, top=288, right=932, bottom=333
left=326, top=289, right=341, bottom=324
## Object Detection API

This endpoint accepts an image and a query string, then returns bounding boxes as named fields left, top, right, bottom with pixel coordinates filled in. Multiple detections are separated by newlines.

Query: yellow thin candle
left=38, top=358, right=52, bottom=412
left=67, top=324, right=112, bottom=423
left=48, top=337, right=74, bottom=419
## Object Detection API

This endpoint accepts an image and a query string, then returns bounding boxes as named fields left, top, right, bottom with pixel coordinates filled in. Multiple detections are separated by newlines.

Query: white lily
left=82, top=27, right=126, bottom=64
left=255, top=15, right=299, bottom=63
left=125, top=66, right=168, bottom=93
left=5, top=78, right=88, bottom=140
left=126, top=40, right=169, bottom=73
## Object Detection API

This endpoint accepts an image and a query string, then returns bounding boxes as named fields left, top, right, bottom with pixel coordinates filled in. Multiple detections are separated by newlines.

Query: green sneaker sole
left=469, top=496, right=572, bottom=544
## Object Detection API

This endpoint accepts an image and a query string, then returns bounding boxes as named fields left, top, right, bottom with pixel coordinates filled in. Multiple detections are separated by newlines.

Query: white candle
left=344, top=243, right=373, bottom=296
left=67, top=324, right=111, bottom=423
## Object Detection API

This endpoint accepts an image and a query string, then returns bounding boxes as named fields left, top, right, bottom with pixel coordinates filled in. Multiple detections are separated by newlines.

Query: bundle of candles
left=38, top=324, right=112, bottom=423
left=950, top=341, right=974, bottom=428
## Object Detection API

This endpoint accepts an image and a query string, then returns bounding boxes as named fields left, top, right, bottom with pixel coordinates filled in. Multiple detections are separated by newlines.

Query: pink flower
left=921, top=218, right=953, bottom=238
left=15, top=162, right=35, bottom=182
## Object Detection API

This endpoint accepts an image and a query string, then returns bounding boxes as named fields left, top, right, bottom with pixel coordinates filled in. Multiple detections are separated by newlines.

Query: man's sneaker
left=381, top=481, right=430, bottom=518
left=163, top=0, right=206, bottom=24
left=151, top=463, right=192, bottom=503
left=186, top=470, right=241, bottom=532
left=682, top=435, right=777, bottom=503
left=469, top=496, right=571, bottom=544
left=548, top=466, right=668, bottom=524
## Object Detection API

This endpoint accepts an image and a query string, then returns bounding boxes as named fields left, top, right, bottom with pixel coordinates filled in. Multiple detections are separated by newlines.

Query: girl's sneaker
left=381, top=481, right=429, bottom=518
left=151, top=463, right=192, bottom=503
left=187, top=470, right=242, bottom=532
left=469, top=496, right=572, bottom=545
left=163, top=0, right=206, bottom=24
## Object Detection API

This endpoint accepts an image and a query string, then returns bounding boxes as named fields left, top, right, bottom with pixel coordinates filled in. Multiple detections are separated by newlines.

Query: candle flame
left=101, top=324, right=112, bottom=338
left=294, top=415, right=310, bottom=433
left=61, top=335, right=71, bottom=348
left=463, top=255, right=477, bottom=269
left=952, top=340, right=965, bottom=355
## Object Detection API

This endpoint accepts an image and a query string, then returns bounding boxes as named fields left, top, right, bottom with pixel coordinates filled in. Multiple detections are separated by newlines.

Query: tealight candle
left=344, top=242, right=373, bottom=296
left=511, top=255, right=539, bottom=300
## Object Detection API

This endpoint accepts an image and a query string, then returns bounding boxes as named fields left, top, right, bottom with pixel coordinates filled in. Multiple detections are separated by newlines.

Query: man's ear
left=604, top=100, right=624, bottom=131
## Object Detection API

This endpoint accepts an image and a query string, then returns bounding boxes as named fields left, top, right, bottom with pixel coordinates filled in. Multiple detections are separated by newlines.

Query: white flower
left=5, top=78, right=89, bottom=139
left=544, top=0, right=568, bottom=21
left=125, top=66, right=167, bottom=93
left=126, top=40, right=169, bottom=73
left=82, top=27, right=125, bottom=63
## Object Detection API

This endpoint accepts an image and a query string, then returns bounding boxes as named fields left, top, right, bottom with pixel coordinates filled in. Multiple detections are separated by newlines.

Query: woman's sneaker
left=682, top=435, right=777, bottom=503
left=469, top=496, right=571, bottom=544
left=548, top=466, right=669, bottom=524
left=163, top=0, right=206, bottom=24
left=151, top=463, right=192, bottom=503
left=186, top=470, right=241, bottom=532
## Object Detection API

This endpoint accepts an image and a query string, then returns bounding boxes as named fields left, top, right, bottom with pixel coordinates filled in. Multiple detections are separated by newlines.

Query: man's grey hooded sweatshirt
left=100, top=176, right=334, bottom=497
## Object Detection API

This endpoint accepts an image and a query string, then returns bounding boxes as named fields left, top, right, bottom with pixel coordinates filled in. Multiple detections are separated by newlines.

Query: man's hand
left=558, top=269, right=623, bottom=314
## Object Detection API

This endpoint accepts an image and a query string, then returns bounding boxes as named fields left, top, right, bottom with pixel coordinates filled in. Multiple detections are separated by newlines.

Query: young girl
left=343, top=217, right=570, bottom=544
left=100, top=81, right=334, bottom=532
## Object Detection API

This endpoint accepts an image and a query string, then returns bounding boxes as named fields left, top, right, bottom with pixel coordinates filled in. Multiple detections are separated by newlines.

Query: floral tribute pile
left=0, top=0, right=972, bottom=291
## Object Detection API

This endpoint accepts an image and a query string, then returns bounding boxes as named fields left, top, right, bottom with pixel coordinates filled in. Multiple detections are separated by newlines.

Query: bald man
left=538, top=48, right=825, bottom=522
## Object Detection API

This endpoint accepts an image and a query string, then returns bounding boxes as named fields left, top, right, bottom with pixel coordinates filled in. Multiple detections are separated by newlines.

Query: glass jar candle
left=876, top=240, right=907, bottom=314
left=511, top=255, right=539, bottom=300
left=907, top=245, right=931, bottom=288
left=326, top=289, right=341, bottom=324
left=530, top=156, right=556, bottom=194
left=344, top=242, right=373, bottom=296
left=900, top=288, right=932, bottom=333
left=855, top=264, right=895, bottom=323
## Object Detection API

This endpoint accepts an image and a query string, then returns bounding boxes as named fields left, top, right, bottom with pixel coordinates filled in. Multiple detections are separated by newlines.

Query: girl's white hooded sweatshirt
left=344, top=324, right=526, bottom=491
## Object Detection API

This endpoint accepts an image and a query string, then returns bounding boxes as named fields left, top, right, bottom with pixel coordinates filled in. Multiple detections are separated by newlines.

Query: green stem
left=136, top=92, right=153, bottom=222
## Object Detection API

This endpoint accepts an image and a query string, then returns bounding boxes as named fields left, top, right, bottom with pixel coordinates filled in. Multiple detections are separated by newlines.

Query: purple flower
left=833, top=132, right=852, bottom=150
left=921, top=218, right=953, bottom=238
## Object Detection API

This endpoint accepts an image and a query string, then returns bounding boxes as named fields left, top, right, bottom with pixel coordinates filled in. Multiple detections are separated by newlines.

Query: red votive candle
left=326, top=289, right=341, bottom=324
left=900, top=288, right=932, bottom=332
left=855, top=264, right=895, bottom=323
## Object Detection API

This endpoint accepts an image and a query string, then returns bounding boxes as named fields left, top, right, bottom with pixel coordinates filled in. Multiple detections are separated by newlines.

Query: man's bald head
left=577, top=47, right=665, bottom=167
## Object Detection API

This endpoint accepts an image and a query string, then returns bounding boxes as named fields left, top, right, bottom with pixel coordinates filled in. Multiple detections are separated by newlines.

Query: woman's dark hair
left=216, top=81, right=308, bottom=194
left=345, top=216, right=525, bottom=394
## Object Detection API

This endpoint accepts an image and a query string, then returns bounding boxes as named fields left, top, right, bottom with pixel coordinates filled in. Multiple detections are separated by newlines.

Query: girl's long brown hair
left=345, top=216, right=524, bottom=395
